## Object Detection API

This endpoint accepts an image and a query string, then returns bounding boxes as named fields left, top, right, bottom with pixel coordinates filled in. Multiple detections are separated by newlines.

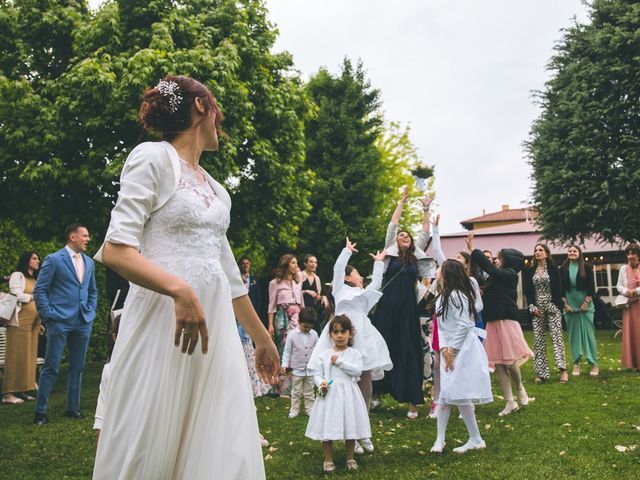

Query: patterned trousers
left=532, top=305, right=567, bottom=379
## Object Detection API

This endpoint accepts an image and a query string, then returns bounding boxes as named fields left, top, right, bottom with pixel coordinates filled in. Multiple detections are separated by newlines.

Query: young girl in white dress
left=305, top=315, right=371, bottom=472
left=431, top=260, right=492, bottom=454
left=309, top=237, right=391, bottom=454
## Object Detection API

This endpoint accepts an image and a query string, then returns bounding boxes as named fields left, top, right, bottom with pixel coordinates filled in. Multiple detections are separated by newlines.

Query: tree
left=527, top=0, right=640, bottom=243
left=298, top=59, right=420, bottom=278
left=0, top=0, right=312, bottom=268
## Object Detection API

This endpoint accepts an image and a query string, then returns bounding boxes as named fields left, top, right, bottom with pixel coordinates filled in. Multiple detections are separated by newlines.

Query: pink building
left=437, top=206, right=625, bottom=309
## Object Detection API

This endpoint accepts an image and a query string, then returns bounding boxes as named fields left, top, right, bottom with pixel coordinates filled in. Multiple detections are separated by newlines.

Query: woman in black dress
left=372, top=188, right=436, bottom=418
left=299, top=254, right=329, bottom=334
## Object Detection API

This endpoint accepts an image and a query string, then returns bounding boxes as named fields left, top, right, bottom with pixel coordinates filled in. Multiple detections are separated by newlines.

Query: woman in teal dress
left=560, top=245, right=598, bottom=376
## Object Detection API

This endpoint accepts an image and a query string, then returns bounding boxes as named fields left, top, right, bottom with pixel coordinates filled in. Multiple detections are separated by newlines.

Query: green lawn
left=1, top=331, right=638, bottom=479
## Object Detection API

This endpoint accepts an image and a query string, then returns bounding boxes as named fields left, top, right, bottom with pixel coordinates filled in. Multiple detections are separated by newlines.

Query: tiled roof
left=461, top=207, right=537, bottom=227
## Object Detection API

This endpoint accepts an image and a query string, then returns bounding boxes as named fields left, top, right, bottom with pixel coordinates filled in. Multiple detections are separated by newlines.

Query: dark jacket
left=560, top=263, right=595, bottom=298
left=523, top=263, right=563, bottom=311
left=471, top=248, right=524, bottom=322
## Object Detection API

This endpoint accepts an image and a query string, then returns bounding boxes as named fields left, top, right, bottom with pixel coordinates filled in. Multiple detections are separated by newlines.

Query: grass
left=1, top=331, right=639, bottom=479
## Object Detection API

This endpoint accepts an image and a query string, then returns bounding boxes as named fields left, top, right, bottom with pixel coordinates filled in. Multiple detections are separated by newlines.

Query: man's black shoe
left=33, top=413, right=49, bottom=425
left=63, top=410, right=85, bottom=419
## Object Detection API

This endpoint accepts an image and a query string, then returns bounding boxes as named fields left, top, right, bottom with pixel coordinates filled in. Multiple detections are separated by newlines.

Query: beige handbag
left=0, top=292, right=19, bottom=327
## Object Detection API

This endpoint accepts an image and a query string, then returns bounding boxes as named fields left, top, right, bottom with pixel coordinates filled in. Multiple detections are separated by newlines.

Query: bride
left=93, top=76, right=279, bottom=479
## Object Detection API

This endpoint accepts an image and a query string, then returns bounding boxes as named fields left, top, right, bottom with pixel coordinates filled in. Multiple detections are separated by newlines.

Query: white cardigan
left=94, top=141, right=247, bottom=299
left=383, top=222, right=436, bottom=279
left=616, top=264, right=640, bottom=297
left=9, top=271, right=32, bottom=323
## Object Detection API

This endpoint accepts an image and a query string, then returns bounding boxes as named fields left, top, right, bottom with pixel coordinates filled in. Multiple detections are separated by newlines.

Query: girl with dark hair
left=93, top=76, right=279, bottom=479
left=309, top=237, right=392, bottom=454
left=430, top=260, right=491, bottom=454
left=468, top=234, right=534, bottom=417
left=3, top=251, right=42, bottom=404
left=523, top=243, right=568, bottom=383
left=560, top=245, right=598, bottom=376
left=429, top=213, right=486, bottom=418
left=371, top=189, right=436, bottom=418
left=305, top=315, right=371, bottom=472
left=268, top=253, right=305, bottom=395
left=617, top=243, right=640, bottom=370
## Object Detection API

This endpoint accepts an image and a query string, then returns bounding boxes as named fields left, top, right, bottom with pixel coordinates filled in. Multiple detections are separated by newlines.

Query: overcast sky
left=266, top=0, right=590, bottom=233
left=89, top=0, right=590, bottom=233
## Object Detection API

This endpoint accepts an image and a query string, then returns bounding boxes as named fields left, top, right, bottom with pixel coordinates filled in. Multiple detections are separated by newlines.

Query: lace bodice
left=139, top=160, right=229, bottom=284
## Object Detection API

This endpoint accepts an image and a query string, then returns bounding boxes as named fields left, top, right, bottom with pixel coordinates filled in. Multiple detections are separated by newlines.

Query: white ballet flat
left=430, top=441, right=446, bottom=453
left=453, top=440, right=486, bottom=454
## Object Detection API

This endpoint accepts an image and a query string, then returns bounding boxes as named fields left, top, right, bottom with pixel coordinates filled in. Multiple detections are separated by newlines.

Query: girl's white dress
left=305, top=347, right=372, bottom=441
left=436, top=290, right=493, bottom=405
left=309, top=248, right=392, bottom=380
left=93, top=142, right=264, bottom=479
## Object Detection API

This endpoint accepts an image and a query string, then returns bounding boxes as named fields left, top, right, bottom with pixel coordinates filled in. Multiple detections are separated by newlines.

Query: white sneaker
left=430, top=441, right=445, bottom=453
left=370, top=398, right=381, bottom=409
left=288, top=411, right=299, bottom=419
left=453, top=440, right=486, bottom=453
left=360, top=438, right=374, bottom=453
left=354, top=440, right=365, bottom=455
left=407, top=410, right=419, bottom=419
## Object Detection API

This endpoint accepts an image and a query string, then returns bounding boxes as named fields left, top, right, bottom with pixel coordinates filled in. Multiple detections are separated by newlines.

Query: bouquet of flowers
left=313, top=378, right=333, bottom=398
left=411, top=164, right=435, bottom=179
left=411, top=164, right=435, bottom=192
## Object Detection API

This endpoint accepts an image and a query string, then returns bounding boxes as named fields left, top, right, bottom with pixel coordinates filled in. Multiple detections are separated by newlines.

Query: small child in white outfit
left=281, top=307, right=318, bottom=417
left=305, top=314, right=371, bottom=472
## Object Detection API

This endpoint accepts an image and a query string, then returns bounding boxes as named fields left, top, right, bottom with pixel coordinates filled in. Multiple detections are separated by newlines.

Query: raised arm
left=416, top=194, right=434, bottom=251
left=391, top=186, right=409, bottom=225
left=333, top=246, right=353, bottom=296
left=366, top=250, right=386, bottom=292
left=430, top=218, right=446, bottom=265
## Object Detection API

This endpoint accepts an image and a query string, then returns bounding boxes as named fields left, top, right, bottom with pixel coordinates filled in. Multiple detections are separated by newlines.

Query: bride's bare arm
left=101, top=242, right=208, bottom=355
left=233, top=296, right=280, bottom=385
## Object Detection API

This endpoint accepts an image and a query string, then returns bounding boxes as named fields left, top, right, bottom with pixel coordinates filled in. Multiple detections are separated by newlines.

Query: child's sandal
left=323, top=461, right=335, bottom=473
left=346, top=459, right=358, bottom=471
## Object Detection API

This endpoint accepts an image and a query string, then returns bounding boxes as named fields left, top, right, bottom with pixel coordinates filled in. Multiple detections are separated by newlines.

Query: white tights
left=436, top=403, right=483, bottom=444
left=495, top=363, right=523, bottom=403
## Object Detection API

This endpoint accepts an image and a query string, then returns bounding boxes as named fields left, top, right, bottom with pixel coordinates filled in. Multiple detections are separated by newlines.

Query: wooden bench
left=0, top=326, right=45, bottom=379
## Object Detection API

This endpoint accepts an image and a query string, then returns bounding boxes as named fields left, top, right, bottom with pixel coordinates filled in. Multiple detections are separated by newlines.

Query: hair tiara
left=155, top=79, right=183, bottom=114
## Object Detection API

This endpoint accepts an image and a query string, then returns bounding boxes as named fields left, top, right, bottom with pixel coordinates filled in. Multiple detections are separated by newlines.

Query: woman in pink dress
left=617, top=243, right=640, bottom=370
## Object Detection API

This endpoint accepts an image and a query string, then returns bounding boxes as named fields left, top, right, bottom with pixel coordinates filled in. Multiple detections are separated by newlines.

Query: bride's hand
left=173, top=283, right=208, bottom=355
left=255, top=340, right=280, bottom=385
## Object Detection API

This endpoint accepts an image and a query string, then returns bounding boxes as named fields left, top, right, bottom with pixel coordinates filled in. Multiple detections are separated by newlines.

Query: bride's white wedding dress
left=93, top=142, right=264, bottom=479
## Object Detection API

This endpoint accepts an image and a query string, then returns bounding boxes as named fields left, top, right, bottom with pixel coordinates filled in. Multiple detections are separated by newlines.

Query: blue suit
left=33, top=247, right=98, bottom=414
